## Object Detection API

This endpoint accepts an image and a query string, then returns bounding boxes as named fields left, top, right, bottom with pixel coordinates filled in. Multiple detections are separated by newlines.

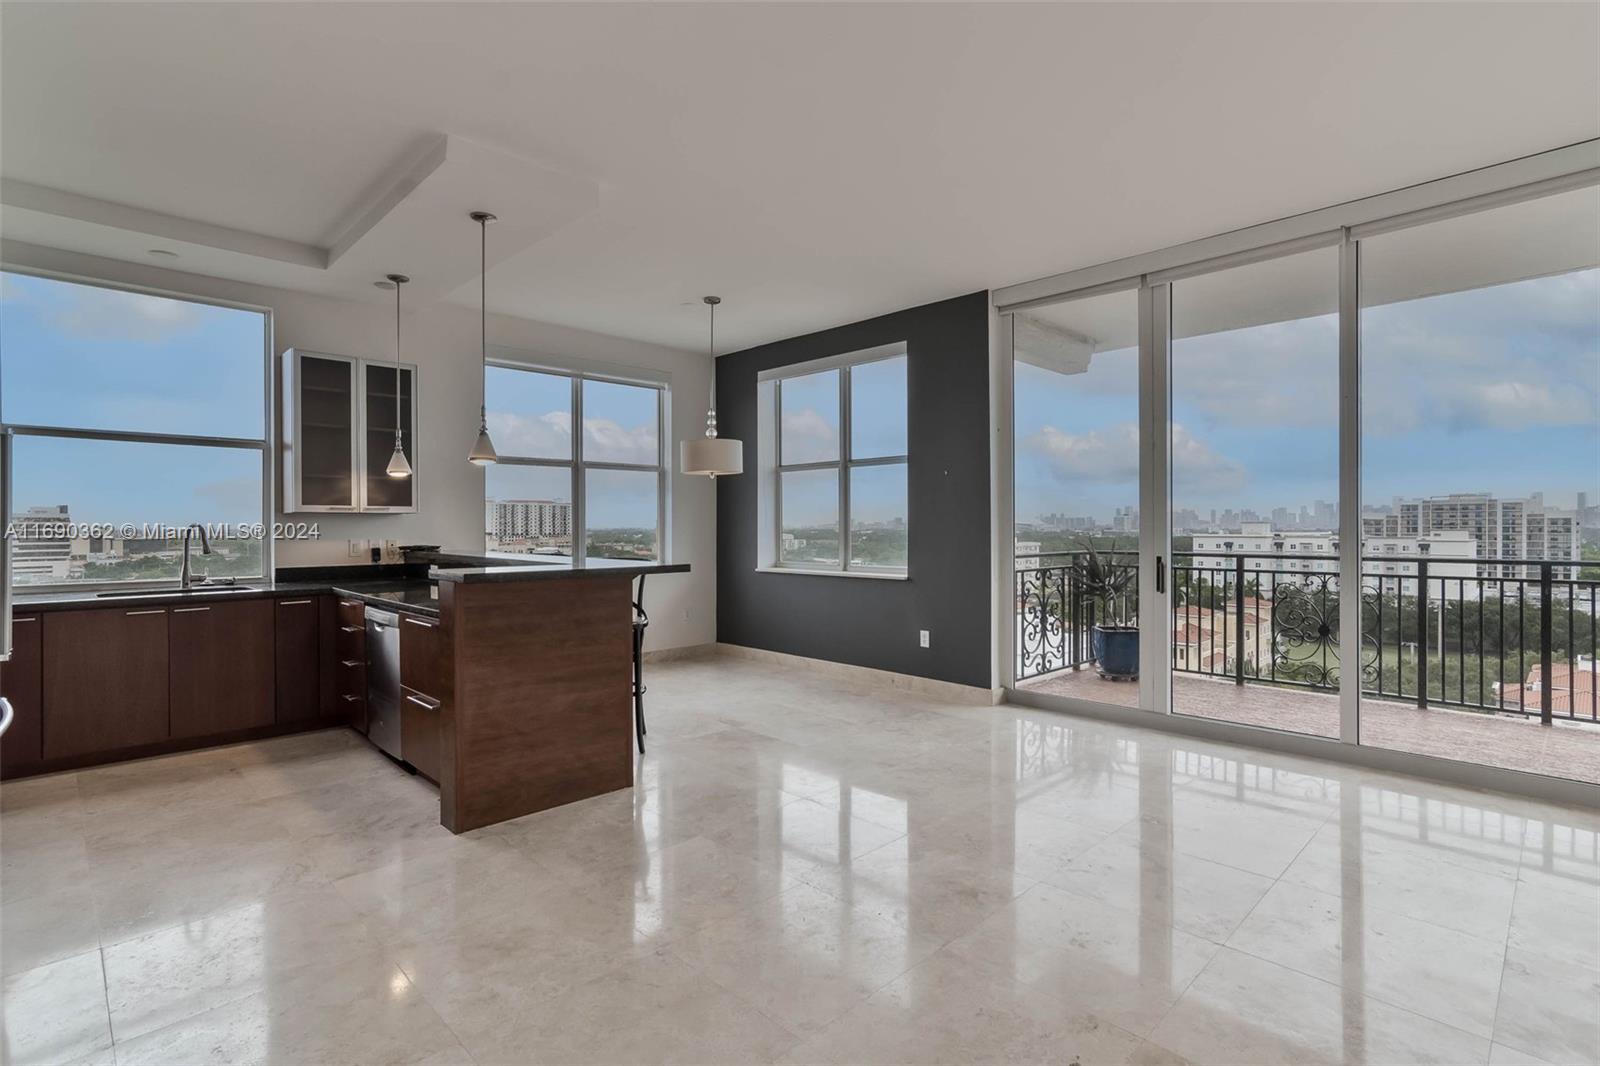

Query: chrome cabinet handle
left=342, top=694, right=361, bottom=703
left=340, top=659, right=362, bottom=667
left=125, top=609, right=166, bottom=617
left=339, top=600, right=361, bottom=609
left=339, top=625, right=363, bottom=633
left=0, top=698, right=13, bottom=739
left=12, top=617, right=35, bottom=624
left=277, top=599, right=312, bottom=606
left=405, top=693, right=440, bottom=710
left=403, top=616, right=437, bottom=628
left=173, top=606, right=211, bottom=614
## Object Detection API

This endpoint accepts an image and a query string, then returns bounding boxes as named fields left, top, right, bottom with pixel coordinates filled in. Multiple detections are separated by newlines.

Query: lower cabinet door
left=274, top=597, right=322, bottom=724
left=44, top=607, right=171, bottom=760
left=0, top=615, right=44, bottom=775
left=170, top=600, right=275, bottom=739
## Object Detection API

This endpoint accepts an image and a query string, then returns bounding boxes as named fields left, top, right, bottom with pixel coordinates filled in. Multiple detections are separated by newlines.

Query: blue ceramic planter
left=1092, top=624, right=1140, bottom=680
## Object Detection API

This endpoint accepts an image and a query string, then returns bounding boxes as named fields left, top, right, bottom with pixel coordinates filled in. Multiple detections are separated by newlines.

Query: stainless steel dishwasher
left=364, top=606, right=403, bottom=761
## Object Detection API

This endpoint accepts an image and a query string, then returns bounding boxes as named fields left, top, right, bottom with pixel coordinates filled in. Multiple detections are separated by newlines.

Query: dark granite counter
left=13, top=578, right=441, bottom=617
left=408, top=550, right=689, bottom=584
left=11, top=552, right=687, bottom=614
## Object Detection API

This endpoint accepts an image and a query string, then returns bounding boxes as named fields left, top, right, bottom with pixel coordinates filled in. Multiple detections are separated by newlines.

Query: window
left=484, top=362, right=665, bottom=562
left=763, top=345, right=908, bottom=574
left=1, top=270, right=269, bottom=587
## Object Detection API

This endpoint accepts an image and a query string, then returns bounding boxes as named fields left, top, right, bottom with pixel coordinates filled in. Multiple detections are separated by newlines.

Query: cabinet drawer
left=400, top=685, right=441, bottom=782
left=399, top=613, right=444, bottom=697
left=336, top=598, right=366, bottom=632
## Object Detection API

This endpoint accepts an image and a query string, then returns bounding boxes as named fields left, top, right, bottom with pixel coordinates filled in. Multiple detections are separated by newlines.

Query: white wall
left=1, top=240, right=717, bottom=651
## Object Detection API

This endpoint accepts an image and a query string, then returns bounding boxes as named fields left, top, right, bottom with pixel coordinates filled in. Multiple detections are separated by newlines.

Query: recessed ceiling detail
left=0, top=134, right=599, bottom=304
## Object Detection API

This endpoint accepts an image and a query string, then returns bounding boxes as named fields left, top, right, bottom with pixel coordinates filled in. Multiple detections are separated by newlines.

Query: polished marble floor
left=3, top=655, right=1598, bottom=1065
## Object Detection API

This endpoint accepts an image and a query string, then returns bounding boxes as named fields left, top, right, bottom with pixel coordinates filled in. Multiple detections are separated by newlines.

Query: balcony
left=1016, top=551, right=1600, bottom=785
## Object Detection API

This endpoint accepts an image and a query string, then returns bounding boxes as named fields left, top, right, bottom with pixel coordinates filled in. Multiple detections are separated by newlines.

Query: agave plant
left=1068, top=539, right=1137, bottom=625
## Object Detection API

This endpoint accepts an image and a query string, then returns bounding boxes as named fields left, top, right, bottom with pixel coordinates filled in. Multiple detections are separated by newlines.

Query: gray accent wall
left=715, top=291, right=992, bottom=689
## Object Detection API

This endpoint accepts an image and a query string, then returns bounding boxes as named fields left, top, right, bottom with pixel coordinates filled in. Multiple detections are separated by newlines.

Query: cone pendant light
left=384, top=274, right=413, bottom=478
left=467, top=211, right=498, bottom=466
left=680, top=296, right=742, bottom=478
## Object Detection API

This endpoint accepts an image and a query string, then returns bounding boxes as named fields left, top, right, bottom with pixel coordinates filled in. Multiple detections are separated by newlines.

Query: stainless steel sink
left=95, top=585, right=258, bottom=598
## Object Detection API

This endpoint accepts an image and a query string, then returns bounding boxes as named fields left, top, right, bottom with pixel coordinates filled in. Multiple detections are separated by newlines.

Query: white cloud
left=780, top=407, right=838, bottom=461
left=582, top=416, right=658, bottom=465
left=1023, top=421, right=1245, bottom=492
left=1453, top=381, right=1595, bottom=430
left=61, top=287, right=202, bottom=342
left=486, top=410, right=572, bottom=459
left=484, top=410, right=659, bottom=465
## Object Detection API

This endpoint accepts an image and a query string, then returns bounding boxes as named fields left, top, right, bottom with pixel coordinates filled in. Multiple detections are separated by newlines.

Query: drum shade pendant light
left=383, top=274, right=413, bottom=479
left=680, top=296, right=743, bottom=478
left=467, top=211, right=498, bottom=466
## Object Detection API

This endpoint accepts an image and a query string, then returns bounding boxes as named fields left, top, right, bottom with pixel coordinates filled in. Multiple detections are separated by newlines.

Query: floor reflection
left=2, top=656, right=1595, bottom=1064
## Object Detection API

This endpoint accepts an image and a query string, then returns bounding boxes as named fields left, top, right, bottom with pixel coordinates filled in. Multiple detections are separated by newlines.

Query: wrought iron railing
left=1015, top=550, right=1600, bottom=724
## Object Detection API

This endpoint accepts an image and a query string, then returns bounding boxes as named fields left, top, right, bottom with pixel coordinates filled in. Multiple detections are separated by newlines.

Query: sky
left=1, top=271, right=267, bottom=527
left=1015, top=267, right=1600, bottom=527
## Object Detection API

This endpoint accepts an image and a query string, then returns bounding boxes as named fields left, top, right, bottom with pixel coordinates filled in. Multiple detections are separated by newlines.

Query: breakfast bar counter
left=424, top=554, right=688, bottom=832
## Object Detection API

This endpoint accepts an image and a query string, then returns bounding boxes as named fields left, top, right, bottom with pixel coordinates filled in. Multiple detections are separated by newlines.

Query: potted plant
left=1070, top=540, right=1139, bottom=680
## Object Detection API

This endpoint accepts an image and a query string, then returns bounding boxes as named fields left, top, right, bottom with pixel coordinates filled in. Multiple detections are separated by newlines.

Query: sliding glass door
left=1358, top=184, right=1600, bottom=778
left=1167, top=245, right=1342, bottom=737
left=1011, top=287, right=1145, bottom=709
left=1001, top=145, right=1600, bottom=787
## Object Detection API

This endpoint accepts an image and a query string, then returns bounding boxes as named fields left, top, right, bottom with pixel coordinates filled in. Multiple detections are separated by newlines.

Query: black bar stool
left=632, top=574, right=649, bottom=754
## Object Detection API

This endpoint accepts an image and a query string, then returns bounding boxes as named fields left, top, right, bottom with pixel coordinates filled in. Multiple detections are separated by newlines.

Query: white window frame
left=484, top=353, right=669, bottom=563
left=757, top=341, right=909, bottom=578
left=0, top=265, right=274, bottom=592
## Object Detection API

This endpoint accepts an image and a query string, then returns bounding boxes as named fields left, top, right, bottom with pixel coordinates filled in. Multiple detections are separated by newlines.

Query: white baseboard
left=641, top=643, right=720, bottom=663
left=712, top=643, right=1003, bottom=706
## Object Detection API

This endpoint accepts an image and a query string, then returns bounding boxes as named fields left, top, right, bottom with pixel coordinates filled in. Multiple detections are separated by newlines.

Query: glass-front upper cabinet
left=360, top=360, right=416, bottom=512
left=282, top=349, right=416, bottom=513
left=283, top=349, right=358, bottom=512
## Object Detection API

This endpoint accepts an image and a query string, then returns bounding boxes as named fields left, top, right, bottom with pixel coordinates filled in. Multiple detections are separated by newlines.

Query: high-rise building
left=13, top=505, right=77, bottom=582
left=1365, top=493, right=1581, bottom=579
left=489, top=498, right=573, bottom=550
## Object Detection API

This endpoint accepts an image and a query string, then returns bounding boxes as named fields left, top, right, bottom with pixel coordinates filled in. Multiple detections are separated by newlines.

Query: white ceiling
left=2, top=2, right=1597, bottom=354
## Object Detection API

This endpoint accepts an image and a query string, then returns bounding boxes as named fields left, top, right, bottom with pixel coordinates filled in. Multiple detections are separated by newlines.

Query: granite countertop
left=410, top=550, right=690, bottom=584
left=13, top=578, right=443, bottom=617
left=12, top=552, right=688, bottom=613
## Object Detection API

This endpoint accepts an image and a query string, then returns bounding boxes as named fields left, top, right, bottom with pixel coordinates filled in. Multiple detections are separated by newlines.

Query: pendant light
left=383, top=273, right=413, bottom=479
left=680, top=296, right=743, bottom=478
left=467, top=210, right=498, bottom=466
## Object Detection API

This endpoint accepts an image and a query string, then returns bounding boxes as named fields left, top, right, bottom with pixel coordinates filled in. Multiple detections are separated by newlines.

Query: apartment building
left=1364, top=493, right=1582, bottom=578
left=487, top=498, right=573, bottom=551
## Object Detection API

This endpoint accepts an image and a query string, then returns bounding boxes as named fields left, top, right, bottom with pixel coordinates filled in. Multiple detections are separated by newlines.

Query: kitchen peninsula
left=1, top=552, right=688, bottom=833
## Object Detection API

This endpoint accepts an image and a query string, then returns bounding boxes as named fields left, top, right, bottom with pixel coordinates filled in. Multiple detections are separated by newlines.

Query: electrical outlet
left=919, top=629, right=930, bottom=649
left=347, top=539, right=364, bottom=558
left=383, top=539, right=398, bottom=562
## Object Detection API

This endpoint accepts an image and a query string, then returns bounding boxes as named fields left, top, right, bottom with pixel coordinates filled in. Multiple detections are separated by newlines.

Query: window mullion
left=839, top=365, right=850, bottom=571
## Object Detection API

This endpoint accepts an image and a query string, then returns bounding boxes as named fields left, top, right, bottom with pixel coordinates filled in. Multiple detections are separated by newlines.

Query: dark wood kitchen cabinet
left=43, top=606, right=170, bottom=760
left=0, top=615, right=44, bottom=775
left=169, top=599, right=275, bottom=739
left=334, top=598, right=368, bottom=732
left=400, top=613, right=445, bottom=782
left=274, top=596, right=322, bottom=725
